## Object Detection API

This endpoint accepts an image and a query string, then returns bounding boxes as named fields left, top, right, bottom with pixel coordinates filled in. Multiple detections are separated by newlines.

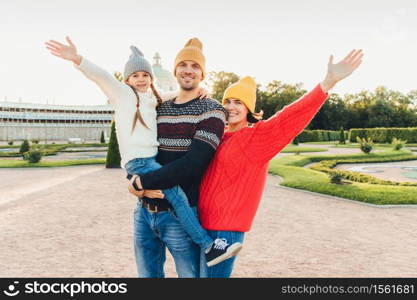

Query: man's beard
left=180, top=85, right=196, bottom=91
left=179, top=81, right=198, bottom=91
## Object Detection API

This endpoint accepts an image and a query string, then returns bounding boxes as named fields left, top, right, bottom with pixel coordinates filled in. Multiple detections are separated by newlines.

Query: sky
left=1, top=0, right=416, bottom=106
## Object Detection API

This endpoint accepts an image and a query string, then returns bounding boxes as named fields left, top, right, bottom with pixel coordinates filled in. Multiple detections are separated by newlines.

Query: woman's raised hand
left=321, top=49, right=363, bottom=92
left=45, top=36, right=81, bottom=65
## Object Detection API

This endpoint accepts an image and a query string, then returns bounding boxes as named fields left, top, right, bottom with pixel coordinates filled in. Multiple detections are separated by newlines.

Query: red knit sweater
left=198, top=84, right=328, bottom=232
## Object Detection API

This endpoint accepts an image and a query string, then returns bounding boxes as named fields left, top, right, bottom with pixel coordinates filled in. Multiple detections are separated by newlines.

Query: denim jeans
left=199, top=230, right=245, bottom=278
left=125, top=156, right=212, bottom=277
left=132, top=201, right=200, bottom=277
left=125, top=157, right=213, bottom=250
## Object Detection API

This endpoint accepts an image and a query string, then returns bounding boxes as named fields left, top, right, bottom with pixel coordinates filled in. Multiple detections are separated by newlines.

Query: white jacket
left=75, top=57, right=176, bottom=168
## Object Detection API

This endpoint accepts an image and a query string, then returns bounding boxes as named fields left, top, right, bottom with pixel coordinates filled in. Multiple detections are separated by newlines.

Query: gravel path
left=1, top=166, right=416, bottom=277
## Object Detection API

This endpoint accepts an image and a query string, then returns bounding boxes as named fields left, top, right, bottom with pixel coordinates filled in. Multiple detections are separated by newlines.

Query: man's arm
left=139, top=109, right=226, bottom=190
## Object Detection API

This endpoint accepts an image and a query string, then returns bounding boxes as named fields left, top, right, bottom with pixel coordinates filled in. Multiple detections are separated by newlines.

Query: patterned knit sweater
left=198, top=84, right=328, bottom=232
left=140, top=97, right=226, bottom=207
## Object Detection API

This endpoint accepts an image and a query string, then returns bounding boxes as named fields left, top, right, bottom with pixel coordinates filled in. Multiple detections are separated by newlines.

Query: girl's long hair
left=129, top=82, right=163, bottom=133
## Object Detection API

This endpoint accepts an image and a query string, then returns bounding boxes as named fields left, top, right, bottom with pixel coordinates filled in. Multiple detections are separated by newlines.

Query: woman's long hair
left=129, top=82, right=163, bottom=133
left=247, top=110, right=264, bottom=123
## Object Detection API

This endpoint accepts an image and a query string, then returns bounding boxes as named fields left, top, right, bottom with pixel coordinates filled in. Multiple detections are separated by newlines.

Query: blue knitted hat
left=123, top=46, right=154, bottom=80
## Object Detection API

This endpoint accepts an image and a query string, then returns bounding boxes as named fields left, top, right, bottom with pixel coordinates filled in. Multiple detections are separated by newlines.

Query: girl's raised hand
left=45, top=36, right=81, bottom=65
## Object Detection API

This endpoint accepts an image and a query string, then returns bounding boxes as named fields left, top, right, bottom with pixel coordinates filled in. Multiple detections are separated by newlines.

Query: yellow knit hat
left=222, top=76, right=257, bottom=113
left=174, top=38, right=206, bottom=80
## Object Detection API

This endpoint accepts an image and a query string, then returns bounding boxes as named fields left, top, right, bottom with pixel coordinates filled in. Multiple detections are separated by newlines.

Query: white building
left=0, top=102, right=113, bottom=141
left=0, top=53, right=177, bottom=141
left=152, top=52, right=178, bottom=92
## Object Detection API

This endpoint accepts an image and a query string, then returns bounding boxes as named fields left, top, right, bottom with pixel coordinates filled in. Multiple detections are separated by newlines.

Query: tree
left=366, top=100, right=395, bottom=128
left=105, top=72, right=123, bottom=168
left=339, top=126, right=346, bottom=144
left=106, top=121, right=121, bottom=168
left=100, top=131, right=105, bottom=143
left=292, top=135, right=299, bottom=145
left=309, top=93, right=349, bottom=130
left=207, top=71, right=239, bottom=101
left=19, top=139, right=30, bottom=154
left=258, top=81, right=306, bottom=119
left=345, top=90, right=373, bottom=129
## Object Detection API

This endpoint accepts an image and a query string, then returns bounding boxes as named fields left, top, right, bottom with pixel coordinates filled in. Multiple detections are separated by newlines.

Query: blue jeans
left=125, top=156, right=212, bottom=277
left=125, top=157, right=213, bottom=250
left=200, top=230, right=245, bottom=278
left=132, top=201, right=200, bottom=277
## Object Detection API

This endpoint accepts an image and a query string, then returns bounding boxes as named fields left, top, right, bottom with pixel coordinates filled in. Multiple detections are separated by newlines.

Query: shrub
left=31, top=139, right=39, bottom=144
left=339, top=127, right=346, bottom=144
left=391, top=137, right=407, bottom=151
left=23, top=150, right=42, bottom=163
left=106, top=121, right=121, bottom=168
left=330, top=172, right=343, bottom=184
left=100, top=131, right=105, bottom=144
left=19, top=140, right=30, bottom=154
left=8, top=140, right=13, bottom=146
left=356, top=136, right=373, bottom=154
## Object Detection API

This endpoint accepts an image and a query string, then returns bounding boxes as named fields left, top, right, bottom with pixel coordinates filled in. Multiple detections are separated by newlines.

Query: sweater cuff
left=316, top=82, right=329, bottom=98
left=73, top=55, right=85, bottom=70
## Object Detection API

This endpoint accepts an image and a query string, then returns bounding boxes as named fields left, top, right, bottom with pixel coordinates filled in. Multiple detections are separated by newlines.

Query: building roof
left=0, top=101, right=113, bottom=111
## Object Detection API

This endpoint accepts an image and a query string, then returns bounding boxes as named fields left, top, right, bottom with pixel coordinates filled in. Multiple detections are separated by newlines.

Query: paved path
left=1, top=166, right=416, bottom=277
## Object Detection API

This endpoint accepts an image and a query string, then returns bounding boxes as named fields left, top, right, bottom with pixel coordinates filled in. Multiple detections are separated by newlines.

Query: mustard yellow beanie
left=222, top=76, right=257, bottom=113
left=174, top=38, right=206, bottom=80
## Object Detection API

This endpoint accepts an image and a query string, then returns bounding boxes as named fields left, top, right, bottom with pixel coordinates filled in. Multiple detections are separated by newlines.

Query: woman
left=198, top=49, right=363, bottom=277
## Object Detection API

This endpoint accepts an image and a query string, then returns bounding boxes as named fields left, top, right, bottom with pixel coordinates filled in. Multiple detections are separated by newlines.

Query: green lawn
left=301, top=141, right=339, bottom=145
left=281, top=146, right=327, bottom=153
left=0, top=158, right=106, bottom=168
left=0, top=145, right=20, bottom=149
left=302, top=141, right=417, bottom=148
left=0, top=143, right=108, bottom=157
left=268, top=150, right=417, bottom=205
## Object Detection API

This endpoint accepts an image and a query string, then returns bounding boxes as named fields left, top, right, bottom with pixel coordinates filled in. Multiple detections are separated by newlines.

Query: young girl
left=44, top=37, right=242, bottom=268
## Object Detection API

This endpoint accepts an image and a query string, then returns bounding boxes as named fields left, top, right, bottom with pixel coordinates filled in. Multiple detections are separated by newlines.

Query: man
left=129, top=38, right=227, bottom=278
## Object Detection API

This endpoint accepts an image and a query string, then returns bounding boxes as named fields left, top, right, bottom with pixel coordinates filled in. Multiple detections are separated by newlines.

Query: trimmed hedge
left=349, top=127, right=417, bottom=143
left=309, top=152, right=417, bottom=186
left=297, top=130, right=342, bottom=142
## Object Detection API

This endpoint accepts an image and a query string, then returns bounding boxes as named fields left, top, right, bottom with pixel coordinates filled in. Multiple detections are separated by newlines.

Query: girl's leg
left=200, top=230, right=245, bottom=278
left=163, top=185, right=214, bottom=250
left=128, top=157, right=213, bottom=250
